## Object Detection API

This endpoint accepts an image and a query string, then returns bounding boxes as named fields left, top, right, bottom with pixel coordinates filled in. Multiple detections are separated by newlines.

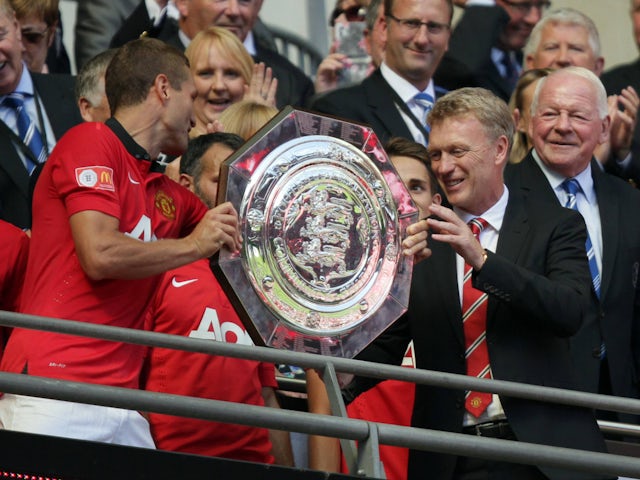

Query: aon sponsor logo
left=125, top=215, right=158, bottom=242
left=189, top=307, right=253, bottom=346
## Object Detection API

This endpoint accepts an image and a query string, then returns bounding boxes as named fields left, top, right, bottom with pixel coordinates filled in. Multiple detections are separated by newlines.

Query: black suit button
left=592, top=348, right=601, bottom=358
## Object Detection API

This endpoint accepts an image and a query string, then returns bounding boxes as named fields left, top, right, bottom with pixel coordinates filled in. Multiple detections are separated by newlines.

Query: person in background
left=10, top=0, right=63, bottom=73
left=507, top=67, right=551, bottom=163
left=311, top=0, right=453, bottom=147
left=0, top=0, right=81, bottom=230
left=218, top=99, right=277, bottom=140
left=314, top=0, right=370, bottom=94
left=74, top=48, right=117, bottom=123
left=307, top=136, right=441, bottom=480
left=185, top=26, right=277, bottom=139
left=144, top=132, right=294, bottom=465
left=436, top=0, right=548, bottom=101
left=524, top=8, right=640, bottom=182
left=111, top=0, right=314, bottom=109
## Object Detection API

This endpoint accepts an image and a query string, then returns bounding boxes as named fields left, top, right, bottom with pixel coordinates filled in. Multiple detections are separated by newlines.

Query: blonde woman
left=185, top=26, right=277, bottom=138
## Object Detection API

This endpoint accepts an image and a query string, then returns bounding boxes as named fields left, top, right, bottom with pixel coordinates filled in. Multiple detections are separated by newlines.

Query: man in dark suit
left=310, top=0, right=452, bottom=147
left=506, top=66, right=640, bottom=425
left=434, top=0, right=548, bottom=102
left=348, top=86, right=609, bottom=479
left=523, top=8, right=640, bottom=186
left=0, top=0, right=82, bottom=229
left=110, top=0, right=314, bottom=109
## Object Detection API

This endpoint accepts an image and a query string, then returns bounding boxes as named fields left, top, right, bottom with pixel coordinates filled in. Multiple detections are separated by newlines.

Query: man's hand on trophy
left=402, top=219, right=431, bottom=263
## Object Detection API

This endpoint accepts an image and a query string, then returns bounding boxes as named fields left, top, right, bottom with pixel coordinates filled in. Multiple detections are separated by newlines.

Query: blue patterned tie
left=562, top=178, right=601, bottom=298
left=414, top=92, right=434, bottom=132
left=3, top=93, right=47, bottom=174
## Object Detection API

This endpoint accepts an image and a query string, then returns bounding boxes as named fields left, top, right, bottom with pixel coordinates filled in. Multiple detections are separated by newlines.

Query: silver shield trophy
left=212, top=107, right=418, bottom=358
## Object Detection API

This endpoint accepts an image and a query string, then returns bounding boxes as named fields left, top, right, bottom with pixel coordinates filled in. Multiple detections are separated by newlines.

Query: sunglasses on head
left=330, top=5, right=367, bottom=26
left=21, top=27, right=49, bottom=44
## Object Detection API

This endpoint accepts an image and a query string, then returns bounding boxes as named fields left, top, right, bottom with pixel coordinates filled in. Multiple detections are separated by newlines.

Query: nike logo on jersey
left=172, top=277, right=199, bottom=288
left=128, top=172, right=140, bottom=184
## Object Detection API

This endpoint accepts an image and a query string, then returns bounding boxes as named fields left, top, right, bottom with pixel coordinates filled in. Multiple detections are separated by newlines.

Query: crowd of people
left=0, top=0, right=639, bottom=479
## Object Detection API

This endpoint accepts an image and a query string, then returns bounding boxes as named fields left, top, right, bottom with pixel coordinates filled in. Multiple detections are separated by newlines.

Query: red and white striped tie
left=463, top=217, right=492, bottom=417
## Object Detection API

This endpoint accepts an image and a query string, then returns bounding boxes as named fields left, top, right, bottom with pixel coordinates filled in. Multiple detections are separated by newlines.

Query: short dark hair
left=384, top=136, right=439, bottom=195
left=180, top=132, right=245, bottom=182
left=105, top=37, right=190, bottom=113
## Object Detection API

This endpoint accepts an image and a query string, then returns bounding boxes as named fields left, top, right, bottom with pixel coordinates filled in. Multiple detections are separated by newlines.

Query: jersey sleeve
left=49, top=124, right=123, bottom=220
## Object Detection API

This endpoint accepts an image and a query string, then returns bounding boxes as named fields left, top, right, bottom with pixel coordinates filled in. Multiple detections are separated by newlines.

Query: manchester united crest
left=155, top=190, right=176, bottom=220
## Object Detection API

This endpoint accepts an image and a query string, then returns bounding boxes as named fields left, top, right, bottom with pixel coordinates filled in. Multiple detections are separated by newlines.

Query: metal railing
left=0, top=310, right=639, bottom=479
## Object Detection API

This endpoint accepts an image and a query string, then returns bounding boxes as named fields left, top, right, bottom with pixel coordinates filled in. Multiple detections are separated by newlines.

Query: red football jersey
left=1, top=122, right=207, bottom=388
left=143, top=259, right=276, bottom=463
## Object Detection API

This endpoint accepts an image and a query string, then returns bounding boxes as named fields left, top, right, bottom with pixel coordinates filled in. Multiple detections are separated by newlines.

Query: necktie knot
left=561, top=178, right=580, bottom=196
left=561, top=178, right=581, bottom=210
left=414, top=92, right=434, bottom=132
left=468, top=217, right=488, bottom=238
left=414, top=92, right=434, bottom=112
left=3, top=93, right=26, bottom=110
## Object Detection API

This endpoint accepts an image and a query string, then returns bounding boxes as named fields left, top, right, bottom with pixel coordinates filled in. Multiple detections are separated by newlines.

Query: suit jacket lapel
left=363, top=70, right=414, bottom=140
left=591, top=159, right=617, bottom=299
left=0, top=124, right=30, bottom=197
left=489, top=182, right=529, bottom=323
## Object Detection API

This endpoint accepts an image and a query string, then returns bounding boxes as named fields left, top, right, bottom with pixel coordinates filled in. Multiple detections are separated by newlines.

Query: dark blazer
left=601, top=59, right=640, bottom=187
left=0, top=73, right=82, bottom=229
left=506, top=153, right=640, bottom=423
left=353, top=183, right=608, bottom=479
left=435, top=5, right=515, bottom=102
left=309, top=69, right=446, bottom=145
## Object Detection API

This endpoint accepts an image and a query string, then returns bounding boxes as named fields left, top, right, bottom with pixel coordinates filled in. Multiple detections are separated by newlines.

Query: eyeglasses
left=330, top=5, right=367, bottom=27
left=386, top=14, right=450, bottom=36
left=500, top=0, right=552, bottom=15
left=21, top=27, right=49, bottom=44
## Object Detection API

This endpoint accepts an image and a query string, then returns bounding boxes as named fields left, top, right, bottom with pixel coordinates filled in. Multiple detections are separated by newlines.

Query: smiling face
left=0, top=10, right=24, bottom=95
left=428, top=114, right=508, bottom=215
left=384, top=0, right=451, bottom=91
left=525, top=22, right=604, bottom=75
left=191, top=42, right=247, bottom=129
left=530, top=71, right=609, bottom=178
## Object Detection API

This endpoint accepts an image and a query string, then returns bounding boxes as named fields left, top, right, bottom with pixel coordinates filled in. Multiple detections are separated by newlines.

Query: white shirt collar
left=379, top=61, right=435, bottom=102
left=453, top=185, right=509, bottom=235
left=532, top=149, right=596, bottom=205
left=243, top=31, right=257, bottom=56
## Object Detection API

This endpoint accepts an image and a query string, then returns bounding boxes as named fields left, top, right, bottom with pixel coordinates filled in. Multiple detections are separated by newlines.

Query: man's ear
left=178, top=172, right=194, bottom=191
left=154, top=73, right=171, bottom=102
left=78, top=97, right=93, bottom=122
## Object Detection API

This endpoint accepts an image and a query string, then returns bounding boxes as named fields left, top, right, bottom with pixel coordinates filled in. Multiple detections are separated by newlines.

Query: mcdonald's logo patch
left=155, top=190, right=176, bottom=220
left=75, top=166, right=115, bottom=191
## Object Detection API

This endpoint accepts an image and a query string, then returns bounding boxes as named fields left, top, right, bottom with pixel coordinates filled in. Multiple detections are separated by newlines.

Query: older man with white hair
left=506, top=66, right=640, bottom=426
